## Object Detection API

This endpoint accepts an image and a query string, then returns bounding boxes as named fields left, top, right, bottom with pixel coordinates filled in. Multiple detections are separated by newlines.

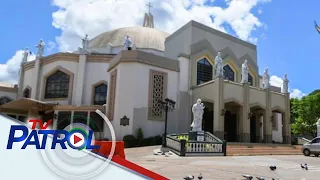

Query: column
left=213, top=76, right=224, bottom=140
left=31, top=58, right=41, bottom=100
left=264, top=88, right=272, bottom=143
left=18, top=64, right=25, bottom=98
left=283, top=93, right=291, bottom=144
left=177, top=55, right=191, bottom=133
left=74, top=54, right=87, bottom=105
left=241, top=83, right=250, bottom=142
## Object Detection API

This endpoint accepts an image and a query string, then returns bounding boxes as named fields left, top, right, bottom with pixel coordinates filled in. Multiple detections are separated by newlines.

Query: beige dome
left=89, top=27, right=170, bottom=51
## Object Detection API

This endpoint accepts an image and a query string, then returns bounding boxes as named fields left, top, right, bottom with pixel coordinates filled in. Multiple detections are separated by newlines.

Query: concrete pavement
left=125, top=146, right=320, bottom=180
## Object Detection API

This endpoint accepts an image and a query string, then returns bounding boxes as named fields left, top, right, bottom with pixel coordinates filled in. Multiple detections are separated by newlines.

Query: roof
left=0, top=98, right=56, bottom=113
left=89, top=26, right=170, bottom=51
left=0, top=82, right=16, bottom=88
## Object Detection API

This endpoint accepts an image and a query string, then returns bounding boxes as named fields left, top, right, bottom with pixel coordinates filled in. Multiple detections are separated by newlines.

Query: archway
left=250, top=105, right=265, bottom=143
left=202, top=101, right=214, bottom=134
left=224, top=101, right=241, bottom=142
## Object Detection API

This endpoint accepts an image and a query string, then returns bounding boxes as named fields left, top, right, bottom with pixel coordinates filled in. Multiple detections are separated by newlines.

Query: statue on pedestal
left=215, top=52, right=224, bottom=77
left=282, top=74, right=289, bottom=93
left=191, top=99, right=205, bottom=132
left=21, top=48, right=30, bottom=64
left=123, top=35, right=132, bottom=50
left=36, top=39, right=45, bottom=58
left=263, top=68, right=270, bottom=89
left=241, top=60, right=249, bottom=84
left=82, top=34, right=89, bottom=50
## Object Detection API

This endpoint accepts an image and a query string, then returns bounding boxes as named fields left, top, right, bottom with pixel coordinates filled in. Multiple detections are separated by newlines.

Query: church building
left=0, top=9, right=291, bottom=144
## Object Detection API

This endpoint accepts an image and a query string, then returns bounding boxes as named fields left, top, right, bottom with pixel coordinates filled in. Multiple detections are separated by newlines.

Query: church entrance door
left=202, top=102, right=213, bottom=134
left=250, top=116, right=257, bottom=143
left=224, top=110, right=237, bottom=142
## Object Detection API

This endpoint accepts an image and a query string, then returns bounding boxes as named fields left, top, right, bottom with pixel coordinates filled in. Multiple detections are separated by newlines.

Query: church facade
left=0, top=12, right=290, bottom=144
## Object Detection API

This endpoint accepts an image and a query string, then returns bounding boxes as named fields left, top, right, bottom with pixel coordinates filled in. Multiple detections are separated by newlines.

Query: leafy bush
left=154, top=135, right=162, bottom=145
left=136, top=128, right=144, bottom=146
left=140, top=137, right=155, bottom=146
left=123, top=135, right=137, bottom=148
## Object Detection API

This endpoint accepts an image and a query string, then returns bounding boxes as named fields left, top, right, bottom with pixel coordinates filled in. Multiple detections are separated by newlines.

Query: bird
left=198, top=173, right=203, bottom=180
left=256, top=177, right=265, bottom=180
left=242, top=174, right=253, bottom=180
left=183, top=175, right=194, bottom=180
left=301, top=163, right=308, bottom=170
left=269, top=166, right=277, bottom=171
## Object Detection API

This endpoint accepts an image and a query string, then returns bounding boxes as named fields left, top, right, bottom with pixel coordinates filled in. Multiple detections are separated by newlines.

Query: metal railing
left=166, top=132, right=226, bottom=156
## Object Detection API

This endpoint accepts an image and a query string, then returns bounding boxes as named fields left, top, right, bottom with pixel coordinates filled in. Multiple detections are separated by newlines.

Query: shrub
left=154, top=135, right=162, bottom=145
left=123, top=135, right=137, bottom=148
left=136, top=128, right=144, bottom=146
left=140, top=137, right=155, bottom=146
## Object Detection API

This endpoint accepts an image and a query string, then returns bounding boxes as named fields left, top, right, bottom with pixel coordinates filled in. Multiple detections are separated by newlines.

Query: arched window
left=248, top=74, right=254, bottom=86
left=224, top=65, right=235, bottom=81
left=23, top=88, right=30, bottom=98
left=197, top=58, right=213, bottom=85
left=0, top=97, right=12, bottom=105
left=45, top=71, right=70, bottom=99
left=94, top=84, right=107, bottom=105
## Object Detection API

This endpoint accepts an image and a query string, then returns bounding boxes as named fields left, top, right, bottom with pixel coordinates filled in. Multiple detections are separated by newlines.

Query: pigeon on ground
left=198, top=173, right=203, bottom=180
left=183, top=175, right=194, bottom=180
left=242, top=174, right=253, bottom=180
left=269, top=166, right=276, bottom=171
left=256, top=176, right=265, bottom=180
left=301, top=163, right=308, bottom=170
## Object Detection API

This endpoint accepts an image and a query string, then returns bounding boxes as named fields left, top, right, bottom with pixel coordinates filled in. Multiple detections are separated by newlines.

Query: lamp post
left=158, top=98, right=176, bottom=152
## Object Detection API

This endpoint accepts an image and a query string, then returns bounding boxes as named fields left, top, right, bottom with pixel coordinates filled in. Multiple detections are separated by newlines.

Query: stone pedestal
left=189, top=131, right=205, bottom=141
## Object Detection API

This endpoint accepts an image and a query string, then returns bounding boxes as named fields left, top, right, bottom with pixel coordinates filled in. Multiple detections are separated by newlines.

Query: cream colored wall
left=271, top=92, right=286, bottom=110
left=0, top=91, right=17, bottom=100
left=249, top=87, right=266, bottom=107
left=39, top=61, right=78, bottom=105
left=83, top=62, right=110, bottom=105
left=23, top=69, right=34, bottom=92
left=192, top=82, right=215, bottom=103
left=224, top=82, right=243, bottom=104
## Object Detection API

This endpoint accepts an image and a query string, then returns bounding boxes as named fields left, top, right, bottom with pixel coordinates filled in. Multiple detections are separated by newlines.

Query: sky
left=0, top=0, right=319, bottom=99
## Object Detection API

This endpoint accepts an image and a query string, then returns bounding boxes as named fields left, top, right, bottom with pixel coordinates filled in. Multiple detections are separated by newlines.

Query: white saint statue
left=36, top=39, right=45, bottom=57
left=191, top=99, right=205, bottom=132
left=82, top=34, right=89, bottom=50
left=282, top=74, right=289, bottom=93
left=123, top=35, right=132, bottom=50
left=241, top=60, right=249, bottom=84
left=263, top=68, right=270, bottom=89
left=21, top=47, right=30, bottom=64
left=215, top=52, right=223, bottom=77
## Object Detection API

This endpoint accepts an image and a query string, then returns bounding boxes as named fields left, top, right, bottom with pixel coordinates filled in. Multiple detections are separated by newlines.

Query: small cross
left=146, top=2, right=152, bottom=14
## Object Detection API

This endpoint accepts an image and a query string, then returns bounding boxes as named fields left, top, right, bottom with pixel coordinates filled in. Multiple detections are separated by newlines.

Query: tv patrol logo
left=7, top=119, right=99, bottom=150
left=6, top=109, right=116, bottom=180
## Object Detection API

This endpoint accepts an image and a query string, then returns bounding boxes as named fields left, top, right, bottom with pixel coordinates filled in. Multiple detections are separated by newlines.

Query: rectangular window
left=148, top=70, right=168, bottom=120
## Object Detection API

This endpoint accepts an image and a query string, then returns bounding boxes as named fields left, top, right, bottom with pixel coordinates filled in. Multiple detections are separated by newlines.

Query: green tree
left=291, top=93, right=320, bottom=136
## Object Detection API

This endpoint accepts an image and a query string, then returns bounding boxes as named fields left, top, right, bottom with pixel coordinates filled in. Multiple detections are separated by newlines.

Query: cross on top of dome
left=143, top=2, right=154, bottom=28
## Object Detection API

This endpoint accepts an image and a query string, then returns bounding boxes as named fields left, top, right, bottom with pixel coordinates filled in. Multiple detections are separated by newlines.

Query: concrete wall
left=83, top=62, right=110, bottom=105
left=249, top=87, right=266, bottom=107
left=0, top=90, right=17, bottom=101
left=110, top=62, right=179, bottom=140
left=224, top=82, right=244, bottom=104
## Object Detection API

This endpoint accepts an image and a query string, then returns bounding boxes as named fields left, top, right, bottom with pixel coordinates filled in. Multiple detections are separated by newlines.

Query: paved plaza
left=125, top=146, right=320, bottom=180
